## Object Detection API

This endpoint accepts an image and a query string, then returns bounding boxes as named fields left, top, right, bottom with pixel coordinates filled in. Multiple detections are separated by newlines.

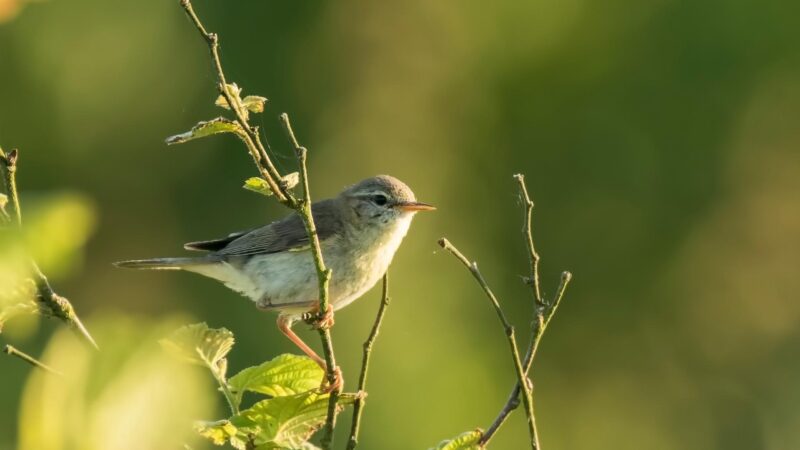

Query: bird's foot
left=319, top=365, right=343, bottom=393
left=304, top=302, right=335, bottom=330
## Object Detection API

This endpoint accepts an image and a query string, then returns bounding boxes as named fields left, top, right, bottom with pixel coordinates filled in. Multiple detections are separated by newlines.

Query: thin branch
left=279, top=113, right=339, bottom=449
left=514, top=174, right=543, bottom=307
left=179, top=0, right=292, bottom=206
left=478, top=174, right=573, bottom=448
left=0, top=148, right=98, bottom=350
left=3, top=344, right=62, bottom=375
left=437, top=238, right=537, bottom=448
left=347, top=273, right=391, bottom=450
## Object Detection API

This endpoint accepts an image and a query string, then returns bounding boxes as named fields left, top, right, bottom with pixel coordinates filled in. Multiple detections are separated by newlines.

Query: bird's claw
left=305, top=303, right=335, bottom=330
left=319, top=365, right=343, bottom=393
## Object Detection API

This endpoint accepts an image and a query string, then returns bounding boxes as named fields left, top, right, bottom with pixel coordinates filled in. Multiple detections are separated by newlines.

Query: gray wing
left=209, top=199, right=342, bottom=257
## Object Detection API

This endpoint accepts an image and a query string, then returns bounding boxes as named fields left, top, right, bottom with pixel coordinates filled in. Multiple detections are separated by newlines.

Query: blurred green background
left=2, top=0, right=800, bottom=448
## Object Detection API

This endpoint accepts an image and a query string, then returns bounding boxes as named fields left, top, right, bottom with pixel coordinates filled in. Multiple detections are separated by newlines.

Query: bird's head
left=340, top=175, right=435, bottom=229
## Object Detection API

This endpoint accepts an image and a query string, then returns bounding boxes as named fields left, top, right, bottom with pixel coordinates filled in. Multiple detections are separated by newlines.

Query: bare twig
left=347, top=273, right=391, bottom=450
left=514, top=174, right=544, bottom=307
left=3, top=344, right=62, bottom=375
left=0, top=147, right=97, bottom=350
left=437, top=238, right=537, bottom=447
left=477, top=174, right=573, bottom=448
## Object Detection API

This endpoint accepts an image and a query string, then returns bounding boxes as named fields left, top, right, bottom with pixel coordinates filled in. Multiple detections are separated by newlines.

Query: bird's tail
left=113, top=256, right=218, bottom=270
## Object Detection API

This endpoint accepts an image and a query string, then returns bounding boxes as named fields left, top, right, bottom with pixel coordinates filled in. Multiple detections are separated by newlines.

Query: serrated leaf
left=243, top=173, right=299, bottom=197
left=159, top=323, right=234, bottom=373
left=195, top=420, right=238, bottom=446
left=429, top=429, right=484, bottom=450
left=230, top=391, right=354, bottom=449
left=166, top=118, right=245, bottom=145
left=229, top=354, right=324, bottom=405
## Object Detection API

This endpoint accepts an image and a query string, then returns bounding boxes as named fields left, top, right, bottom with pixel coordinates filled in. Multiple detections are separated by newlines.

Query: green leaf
left=230, top=391, right=354, bottom=449
left=159, top=323, right=234, bottom=373
left=165, top=118, right=245, bottom=145
left=229, top=354, right=324, bottom=404
left=429, top=429, right=484, bottom=450
left=243, top=177, right=273, bottom=196
left=243, top=172, right=299, bottom=197
left=195, top=420, right=238, bottom=446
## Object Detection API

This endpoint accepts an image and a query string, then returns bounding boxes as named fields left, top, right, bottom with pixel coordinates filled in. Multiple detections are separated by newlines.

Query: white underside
left=186, top=214, right=414, bottom=317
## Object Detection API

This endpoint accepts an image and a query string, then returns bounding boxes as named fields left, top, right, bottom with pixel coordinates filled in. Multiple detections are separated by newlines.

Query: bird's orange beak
left=396, top=201, right=436, bottom=212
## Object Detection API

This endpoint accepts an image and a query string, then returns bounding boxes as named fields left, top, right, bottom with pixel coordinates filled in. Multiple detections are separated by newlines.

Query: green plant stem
left=437, top=238, right=537, bottom=448
left=279, top=113, right=339, bottom=449
left=211, top=369, right=239, bottom=415
left=347, top=273, right=391, bottom=450
left=3, top=344, right=62, bottom=375
left=0, top=148, right=97, bottom=350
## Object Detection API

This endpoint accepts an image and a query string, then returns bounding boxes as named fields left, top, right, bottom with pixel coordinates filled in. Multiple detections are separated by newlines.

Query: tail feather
left=113, top=256, right=217, bottom=270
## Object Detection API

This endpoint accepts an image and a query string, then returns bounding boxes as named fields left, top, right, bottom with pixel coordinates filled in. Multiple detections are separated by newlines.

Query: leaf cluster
left=161, top=323, right=354, bottom=450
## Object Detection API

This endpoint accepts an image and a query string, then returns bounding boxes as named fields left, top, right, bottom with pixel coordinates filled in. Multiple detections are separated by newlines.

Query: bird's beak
left=396, top=201, right=436, bottom=212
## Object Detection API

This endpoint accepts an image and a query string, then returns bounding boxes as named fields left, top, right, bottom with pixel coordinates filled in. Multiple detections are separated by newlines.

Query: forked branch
left=437, top=238, right=538, bottom=447
left=438, top=174, right=572, bottom=449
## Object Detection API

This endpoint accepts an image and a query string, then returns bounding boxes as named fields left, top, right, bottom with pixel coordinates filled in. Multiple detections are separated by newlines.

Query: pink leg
left=277, top=315, right=343, bottom=392
left=277, top=315, right=325, bottom=367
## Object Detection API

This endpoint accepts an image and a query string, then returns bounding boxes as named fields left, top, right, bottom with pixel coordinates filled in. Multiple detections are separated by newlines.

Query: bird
left=115, top=175, right=434, bottom=389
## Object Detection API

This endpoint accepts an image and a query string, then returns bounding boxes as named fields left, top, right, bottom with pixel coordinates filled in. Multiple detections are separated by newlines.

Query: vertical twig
left=3, top=345, right=62, bottom=376
left=437, top=238, right=538, bottom=448
left=0, top=147, right=97, bottom=349
left=347, top=273, right=391, bottom=450
left=515, top=174, right=544, bottom=307
left=279, top=113, right=339, bottom=448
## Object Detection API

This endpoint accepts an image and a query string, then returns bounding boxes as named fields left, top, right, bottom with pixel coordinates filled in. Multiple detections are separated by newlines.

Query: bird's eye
left=372, top=194, right=388, bottom=206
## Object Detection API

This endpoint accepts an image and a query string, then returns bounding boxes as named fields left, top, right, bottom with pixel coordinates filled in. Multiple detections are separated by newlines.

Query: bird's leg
left=302, top=301, right=335, bottom=330
left=277, top=315, right=342, bottom=392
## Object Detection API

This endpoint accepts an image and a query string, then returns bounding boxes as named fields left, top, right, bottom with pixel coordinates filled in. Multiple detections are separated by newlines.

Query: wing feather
left=214, top=199, right=342, bottom=257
